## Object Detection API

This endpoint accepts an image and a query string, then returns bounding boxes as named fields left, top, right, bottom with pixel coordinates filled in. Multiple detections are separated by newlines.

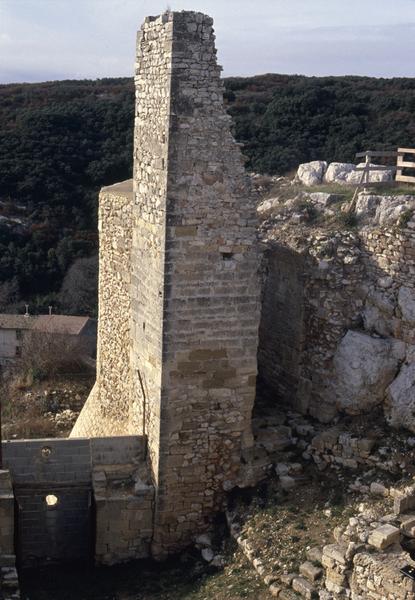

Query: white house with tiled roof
left=0, top=313, right=96, bottom=365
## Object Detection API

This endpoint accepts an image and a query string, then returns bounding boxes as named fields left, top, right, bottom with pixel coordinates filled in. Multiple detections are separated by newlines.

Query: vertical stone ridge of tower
left=71, top=180, right=135, bottom=438
left=132, top=10, right=261, bottom=556
left=130, top=11, right=174, bottom=485
left=72, top=10, right=261, bottom=557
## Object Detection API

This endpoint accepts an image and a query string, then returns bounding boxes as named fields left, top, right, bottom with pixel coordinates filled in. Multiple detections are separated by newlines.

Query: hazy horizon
left=1, top=0, right=415, bottom=84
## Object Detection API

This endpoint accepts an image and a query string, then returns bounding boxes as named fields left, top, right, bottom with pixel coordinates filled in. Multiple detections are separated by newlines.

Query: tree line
left=0, top=74, right=414, bottom=315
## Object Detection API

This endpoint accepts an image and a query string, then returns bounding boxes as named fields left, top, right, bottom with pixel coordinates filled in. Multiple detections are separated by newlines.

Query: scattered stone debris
left=228, top=454, right=415, bottom=599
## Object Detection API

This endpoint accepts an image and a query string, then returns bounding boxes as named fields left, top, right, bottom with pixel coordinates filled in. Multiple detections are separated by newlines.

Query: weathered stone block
left=174, top=225, right=198, bottom=237
left=367, top=524, right=400, bottom=550
left=322, top=543, right=348, bottom=566
left=394, top=490, right=415, bottom=515
left=292, top=576, right=317, bottom=599
left=399, top=513, right=415, bottom=536
left=385, top=362, right=415, bottom=434
left=269, top=583, right=281, bottom=597
left=329, top=330, right=404, bottom=415
left=306, top=547, right=323, bottom=565
left=370, top=482, right=388, bottom=497
left=299, top=560, right=322, bottom=582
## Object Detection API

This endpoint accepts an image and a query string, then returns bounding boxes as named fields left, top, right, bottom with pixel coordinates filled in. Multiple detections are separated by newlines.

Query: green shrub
left=336, top=211, right=358, bottom=229
left=398, top=209, right=414, bottom=228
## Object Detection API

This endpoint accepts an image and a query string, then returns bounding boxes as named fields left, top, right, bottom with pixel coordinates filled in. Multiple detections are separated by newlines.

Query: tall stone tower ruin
left=72, top=10, right=261, bottom=556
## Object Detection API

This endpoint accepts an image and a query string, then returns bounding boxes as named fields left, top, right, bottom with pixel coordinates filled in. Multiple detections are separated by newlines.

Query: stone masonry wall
left=259, top=229, right=365, bottom=421
left=72, top=181, right=134, bottom=437
left=91, top=437, right=154, bottom=565
left=132, top=12, right=261, bottom=556
left=2, top=436, right=153, bottom=566
left=259, top=220, right=415, bottom=423
left=71, top=11, right=260, bottom=557
left=129, top=12, right=172, bottom=488
left=258, top=245, right=305, bottom=408
left=360, top=226, right=415, bottom=345
left=0, top=471, right=14, bottom=558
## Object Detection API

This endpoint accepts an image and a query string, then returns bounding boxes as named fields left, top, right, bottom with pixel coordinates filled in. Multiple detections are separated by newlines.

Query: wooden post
left=351, top=150, right=369, bottom=206
left=396, top=148, right=415, bottom=184
left=349, top=149, right=401, bottom=212
left=363, top=151, right=371, bottom=191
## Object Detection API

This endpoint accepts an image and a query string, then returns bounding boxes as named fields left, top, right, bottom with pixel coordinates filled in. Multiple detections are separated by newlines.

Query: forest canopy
left=0, top=74, right=414, bottom=314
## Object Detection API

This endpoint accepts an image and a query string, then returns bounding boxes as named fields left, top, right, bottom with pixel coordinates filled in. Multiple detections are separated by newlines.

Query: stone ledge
left=101, top=179, right=134, bottom=197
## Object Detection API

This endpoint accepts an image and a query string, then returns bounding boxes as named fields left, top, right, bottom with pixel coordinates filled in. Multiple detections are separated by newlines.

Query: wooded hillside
left=0, top=74, right=414, bottom=313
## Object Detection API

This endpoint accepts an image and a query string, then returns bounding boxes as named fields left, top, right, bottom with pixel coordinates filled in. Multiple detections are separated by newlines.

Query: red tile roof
left=0, top=315, right=33, bottom=330
left=32, top=315, right=91, bottom=335
left=0, top=314, right=92, bottom=335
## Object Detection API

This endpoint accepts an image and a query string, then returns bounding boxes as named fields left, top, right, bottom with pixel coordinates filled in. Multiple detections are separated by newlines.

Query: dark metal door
left=15, top=484, right=92, bottom=567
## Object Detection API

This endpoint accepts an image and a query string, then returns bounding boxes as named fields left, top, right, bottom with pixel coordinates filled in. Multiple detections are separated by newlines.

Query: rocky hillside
left=218, top=170, right=415, bottom=597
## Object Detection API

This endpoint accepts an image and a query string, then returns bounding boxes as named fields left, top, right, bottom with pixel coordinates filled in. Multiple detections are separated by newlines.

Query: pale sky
left=1, top=0, right=415, bottom=84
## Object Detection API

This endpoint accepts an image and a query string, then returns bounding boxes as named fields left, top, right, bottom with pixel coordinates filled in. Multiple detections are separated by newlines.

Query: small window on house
left=221, top=252, right=234, bottom=261
left=15, top=346, right=21, bottom=357
left=16, top=329, right=22, bottom=341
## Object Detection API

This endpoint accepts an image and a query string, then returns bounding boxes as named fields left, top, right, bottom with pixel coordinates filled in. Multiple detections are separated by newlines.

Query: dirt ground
left=229, top=465, right=395, bottom=584
left=2, top=372, right=94, bottom=439
left=20, top=546, right=271, bottom=600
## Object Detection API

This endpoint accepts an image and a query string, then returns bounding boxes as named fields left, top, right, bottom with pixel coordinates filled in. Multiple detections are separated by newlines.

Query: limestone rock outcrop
left=330, top=330, right=405, bottom=415
left=355, top=194, right=415, bottom=226
left=256, top=190, right=342, bottom=220
left=256, top=197, right=281, bottom=215
left=347, top=162, right=394, bottom=184
left=363, top=289, right=396, bottom=337
left=324, top=162, right=393, bottom=185
left=385, top=362, right=415, bottom=432
left=398, top=286, right=415, bottom=324
left=323, top=162, right=355, bottom=184
left=295, top=160, right=394, bottom=187
left=295, top=161, right=327, bottom=186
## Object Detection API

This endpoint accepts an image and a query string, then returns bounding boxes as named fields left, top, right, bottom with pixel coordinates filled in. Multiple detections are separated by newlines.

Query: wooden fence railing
left=396, top=148, right=415, bottom=184
left=351, top=148, right=415, bottom=202
left=352, top=150, right=398, bottom=201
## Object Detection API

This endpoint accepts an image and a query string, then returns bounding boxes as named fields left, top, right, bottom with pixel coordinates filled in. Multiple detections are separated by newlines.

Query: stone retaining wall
left=259, top=221, right=415, bottom=425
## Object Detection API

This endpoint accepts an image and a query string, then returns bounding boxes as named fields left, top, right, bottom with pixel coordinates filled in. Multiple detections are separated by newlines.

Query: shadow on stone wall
left=256, top=220, right=415, bottom=432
